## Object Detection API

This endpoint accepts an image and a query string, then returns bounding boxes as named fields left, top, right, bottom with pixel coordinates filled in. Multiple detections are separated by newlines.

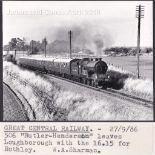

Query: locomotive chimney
left=89, top=58, right=93, bottom=61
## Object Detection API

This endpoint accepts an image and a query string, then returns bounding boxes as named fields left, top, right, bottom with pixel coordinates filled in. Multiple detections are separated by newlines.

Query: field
left=106, top=55, right=153, bottom=101
left=103, top=55, right=153, bottom=80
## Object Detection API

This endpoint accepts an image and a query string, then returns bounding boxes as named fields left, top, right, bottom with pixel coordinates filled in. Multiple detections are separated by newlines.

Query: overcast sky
left=3, top=1, right=153, bottom=47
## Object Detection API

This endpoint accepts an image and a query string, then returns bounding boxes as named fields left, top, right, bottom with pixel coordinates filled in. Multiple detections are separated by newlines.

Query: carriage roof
left=20, top=56, right=56, bottom=61
left=53, top=58, right=73, bottom=63
left=19, top=56, right=74, bottom=63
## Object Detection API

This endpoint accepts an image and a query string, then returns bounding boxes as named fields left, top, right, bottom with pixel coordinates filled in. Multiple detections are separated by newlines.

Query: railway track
left=3, top=82, right=29, bottom=121
left=42, top=73, right=153, bottom=109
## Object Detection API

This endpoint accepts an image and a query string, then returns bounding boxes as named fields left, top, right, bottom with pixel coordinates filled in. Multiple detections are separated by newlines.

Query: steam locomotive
left=18, top=56, right=110, bottom=88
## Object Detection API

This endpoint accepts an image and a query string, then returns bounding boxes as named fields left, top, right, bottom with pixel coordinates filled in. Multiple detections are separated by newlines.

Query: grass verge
left=107, top=64, right=153, bottom=101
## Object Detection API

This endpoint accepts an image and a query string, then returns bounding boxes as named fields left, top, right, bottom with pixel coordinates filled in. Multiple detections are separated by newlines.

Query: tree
left=16, top=38, right=24, bottom=51
left=9, top=38, right=17, bottom=50
left=3, top=45, right=10, bottom=51
left=30, top=40, right=40, bottom=54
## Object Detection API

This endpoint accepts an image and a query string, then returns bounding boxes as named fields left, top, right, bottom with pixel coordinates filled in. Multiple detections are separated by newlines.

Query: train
left=17, top=56, right=110, bottom=88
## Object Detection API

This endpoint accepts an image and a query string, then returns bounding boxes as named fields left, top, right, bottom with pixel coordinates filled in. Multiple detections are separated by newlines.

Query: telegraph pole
left=68, top=30, right=73, bottom=58
left=136, top=5, right=144, bottom=79
left=15, top=49, right=16, bottom=59
left=31, top=40, right=33, bottom=54
left=44, top=37, right=47, bottom=57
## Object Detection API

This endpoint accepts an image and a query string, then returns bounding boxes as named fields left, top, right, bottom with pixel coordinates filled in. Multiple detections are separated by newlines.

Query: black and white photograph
left=3, top=1, right=153, bottom=121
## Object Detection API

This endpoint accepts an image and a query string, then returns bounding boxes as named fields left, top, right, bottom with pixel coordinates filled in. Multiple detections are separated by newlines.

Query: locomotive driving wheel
left=79, top=78, right=82, bottom=83
left=84, top=79, right=87, bottom=85
left=86, top=80, right=89, bottom=85
left=91, top=80, right=95, bottom=87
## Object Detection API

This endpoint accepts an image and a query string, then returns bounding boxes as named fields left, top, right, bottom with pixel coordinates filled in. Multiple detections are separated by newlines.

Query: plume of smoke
left=93, top=34, right=104, bottom=56
left=47, top=22, right=114, bottom=56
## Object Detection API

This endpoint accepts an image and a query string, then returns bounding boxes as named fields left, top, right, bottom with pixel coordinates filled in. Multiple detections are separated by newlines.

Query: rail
left=43, top=73, right=153, bottom=109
